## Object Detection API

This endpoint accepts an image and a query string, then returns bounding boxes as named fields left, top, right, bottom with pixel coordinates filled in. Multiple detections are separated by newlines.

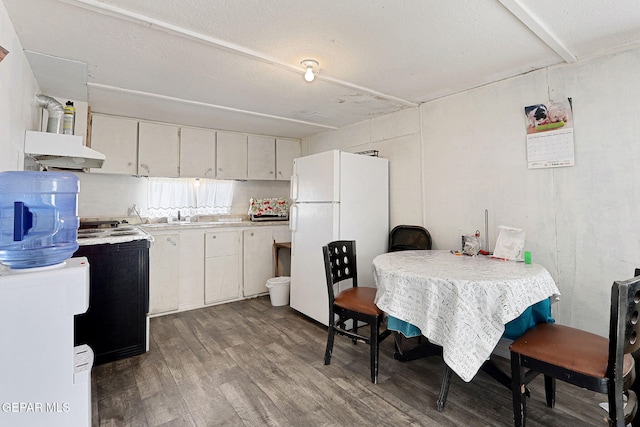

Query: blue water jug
left=0, top=171, right=79, bottom=269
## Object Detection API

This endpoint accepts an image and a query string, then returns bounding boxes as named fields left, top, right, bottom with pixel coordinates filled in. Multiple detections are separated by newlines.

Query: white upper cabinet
left=180, top=127, right=216, bottom=178
left=276, top=138, right=301, bottom=181
left=216, top=131, right=247, bottom=179
left=89, top=114, right=138, bottom=175
left=90, top=113, right=299, bottom=180
left=138, top=122, right=180, bottom=177
left=247, top=135, right=275, bottom=180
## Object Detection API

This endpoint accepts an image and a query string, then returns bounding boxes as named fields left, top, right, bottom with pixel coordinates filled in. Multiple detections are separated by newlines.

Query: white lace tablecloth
left=373, top=250, right=560, bottom=382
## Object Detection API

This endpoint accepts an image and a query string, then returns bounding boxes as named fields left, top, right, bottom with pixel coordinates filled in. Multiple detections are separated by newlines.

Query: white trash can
left=266, top=276, right=290, bottom=306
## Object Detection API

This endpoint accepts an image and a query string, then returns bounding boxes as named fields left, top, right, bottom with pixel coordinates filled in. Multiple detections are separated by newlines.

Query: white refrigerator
left=289, top=150, right=389, bottom=325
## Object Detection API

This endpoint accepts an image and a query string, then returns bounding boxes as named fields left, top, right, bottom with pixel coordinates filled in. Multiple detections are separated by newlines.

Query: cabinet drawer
left=205, top=231, right=239, bottom=257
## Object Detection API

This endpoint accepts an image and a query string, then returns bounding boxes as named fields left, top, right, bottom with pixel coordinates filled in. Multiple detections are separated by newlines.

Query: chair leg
left=353, top=318, right=358, bottom=343
left=370, top=318, right=379, bottom=384
left=543, top=375, right=556, bottom=408
left=511, top=352, right=526, bottom=427
left=437, top=364, right=453, bottom=411
left=324, top=325, right=335, bottom=366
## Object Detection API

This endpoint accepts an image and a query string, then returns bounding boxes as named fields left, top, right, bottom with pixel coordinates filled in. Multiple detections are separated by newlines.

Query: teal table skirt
left=387, top=298, right=554, bottom=340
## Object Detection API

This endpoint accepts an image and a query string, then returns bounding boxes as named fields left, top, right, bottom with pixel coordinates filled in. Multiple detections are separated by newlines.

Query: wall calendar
left=523, top=98, right=574, bottom=169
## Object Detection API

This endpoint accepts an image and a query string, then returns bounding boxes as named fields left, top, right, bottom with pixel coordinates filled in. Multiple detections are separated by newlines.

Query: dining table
left=372, top=250, right=560, bottom=408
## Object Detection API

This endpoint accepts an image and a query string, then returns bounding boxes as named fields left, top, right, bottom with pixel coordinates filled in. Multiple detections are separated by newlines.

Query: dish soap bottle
left=63, top=101, right=76, bottom=135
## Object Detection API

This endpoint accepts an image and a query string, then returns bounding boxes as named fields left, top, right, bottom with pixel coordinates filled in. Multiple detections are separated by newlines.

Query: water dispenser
left=0, top=171, right=79, bottom=268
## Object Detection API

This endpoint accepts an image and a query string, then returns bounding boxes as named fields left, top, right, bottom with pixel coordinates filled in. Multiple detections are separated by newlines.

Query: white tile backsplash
left=73, top=172, right=290, bottom=219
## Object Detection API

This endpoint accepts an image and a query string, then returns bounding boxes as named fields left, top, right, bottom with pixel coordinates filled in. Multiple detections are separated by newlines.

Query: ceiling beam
left=58, top=0, right=419, bottom=108
left=497, top=0, right=577, bottom=63
left=87, top=82, right=339, bottom=130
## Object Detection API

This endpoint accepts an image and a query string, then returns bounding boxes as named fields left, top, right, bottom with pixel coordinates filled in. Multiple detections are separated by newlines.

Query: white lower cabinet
left=177, top=229, right=205, bottom=311
left=243, top=228, right=275, bottom=297
left=149, top=233, right=180, bottom=315
left=147, top=225, right=289, bottom=315
left=204, top=230, right=242, bottom=304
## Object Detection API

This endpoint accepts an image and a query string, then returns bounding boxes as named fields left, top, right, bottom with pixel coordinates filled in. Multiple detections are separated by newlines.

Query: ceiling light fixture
left=300, top=59, right=319, bottom=82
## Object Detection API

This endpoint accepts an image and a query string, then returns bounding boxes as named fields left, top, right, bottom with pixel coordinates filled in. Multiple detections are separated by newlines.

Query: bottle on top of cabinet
left=63, top=101, right=76, bottom=135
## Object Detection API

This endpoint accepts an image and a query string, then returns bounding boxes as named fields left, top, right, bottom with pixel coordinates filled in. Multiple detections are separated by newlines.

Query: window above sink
left=146, top=177, right=234, bottom=220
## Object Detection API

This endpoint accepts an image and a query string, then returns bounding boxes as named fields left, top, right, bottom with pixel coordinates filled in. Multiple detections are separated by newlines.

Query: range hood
left=24, top=131, right=106, bottom=169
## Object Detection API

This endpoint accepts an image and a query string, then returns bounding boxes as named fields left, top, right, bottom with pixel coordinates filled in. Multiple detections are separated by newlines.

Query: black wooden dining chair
left=510, top=276, right=640, bottom=426
left=388, top=225, right=432, bottom=252
left=631, top=268, right=640, bottom=427
left=387, top=225, right=436, bottom=379
left=322, top=240, right=391, bottom=384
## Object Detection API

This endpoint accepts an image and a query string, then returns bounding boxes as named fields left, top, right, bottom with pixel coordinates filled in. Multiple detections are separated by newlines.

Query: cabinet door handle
left=167, top=237, right=177, bottom=246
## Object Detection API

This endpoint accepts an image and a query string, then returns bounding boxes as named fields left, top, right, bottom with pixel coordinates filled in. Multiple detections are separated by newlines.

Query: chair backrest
left=607, top=276, right=640, bottom=421
left=389, top=225, right=432, bottom=252
left=322, top=240, right=358, bottom=304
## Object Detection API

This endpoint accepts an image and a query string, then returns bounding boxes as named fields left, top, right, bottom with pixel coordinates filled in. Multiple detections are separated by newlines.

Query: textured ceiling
left=3, top=0, right=640, bottom=138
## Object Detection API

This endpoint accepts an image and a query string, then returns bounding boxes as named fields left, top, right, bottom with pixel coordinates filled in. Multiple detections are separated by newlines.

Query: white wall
left=309, top=108, right=424, bottom=228
left=309, top=45, right=640, bottom=336
left=0, top=2, right=40, bottom=171
left=230, top=180, right=290, bottom=216
left=71, top=173, right=148, bottom=218
left=423, top=47, right=640, bottom=335
left=546, top=48, right=640, bottom=332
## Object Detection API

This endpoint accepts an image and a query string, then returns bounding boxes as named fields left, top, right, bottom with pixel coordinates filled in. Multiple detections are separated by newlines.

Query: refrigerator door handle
left=290, top=174, right=298, bottom=201
left=289, top=205, right=297, bottom=255
left=289, top=205, right=298, bottom=232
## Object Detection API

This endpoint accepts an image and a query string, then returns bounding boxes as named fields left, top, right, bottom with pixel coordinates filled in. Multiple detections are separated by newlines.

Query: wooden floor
left=92, top=296, right=608, bottom=426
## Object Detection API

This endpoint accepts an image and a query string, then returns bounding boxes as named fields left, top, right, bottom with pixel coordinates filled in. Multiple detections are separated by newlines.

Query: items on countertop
left=248, top=197, right=289, bottom=221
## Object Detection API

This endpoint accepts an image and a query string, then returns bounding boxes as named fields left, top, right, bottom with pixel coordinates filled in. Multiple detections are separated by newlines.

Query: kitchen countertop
left=76, top=219, right=289, bottom=245
left=140, top=220, right=289, bottom=231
